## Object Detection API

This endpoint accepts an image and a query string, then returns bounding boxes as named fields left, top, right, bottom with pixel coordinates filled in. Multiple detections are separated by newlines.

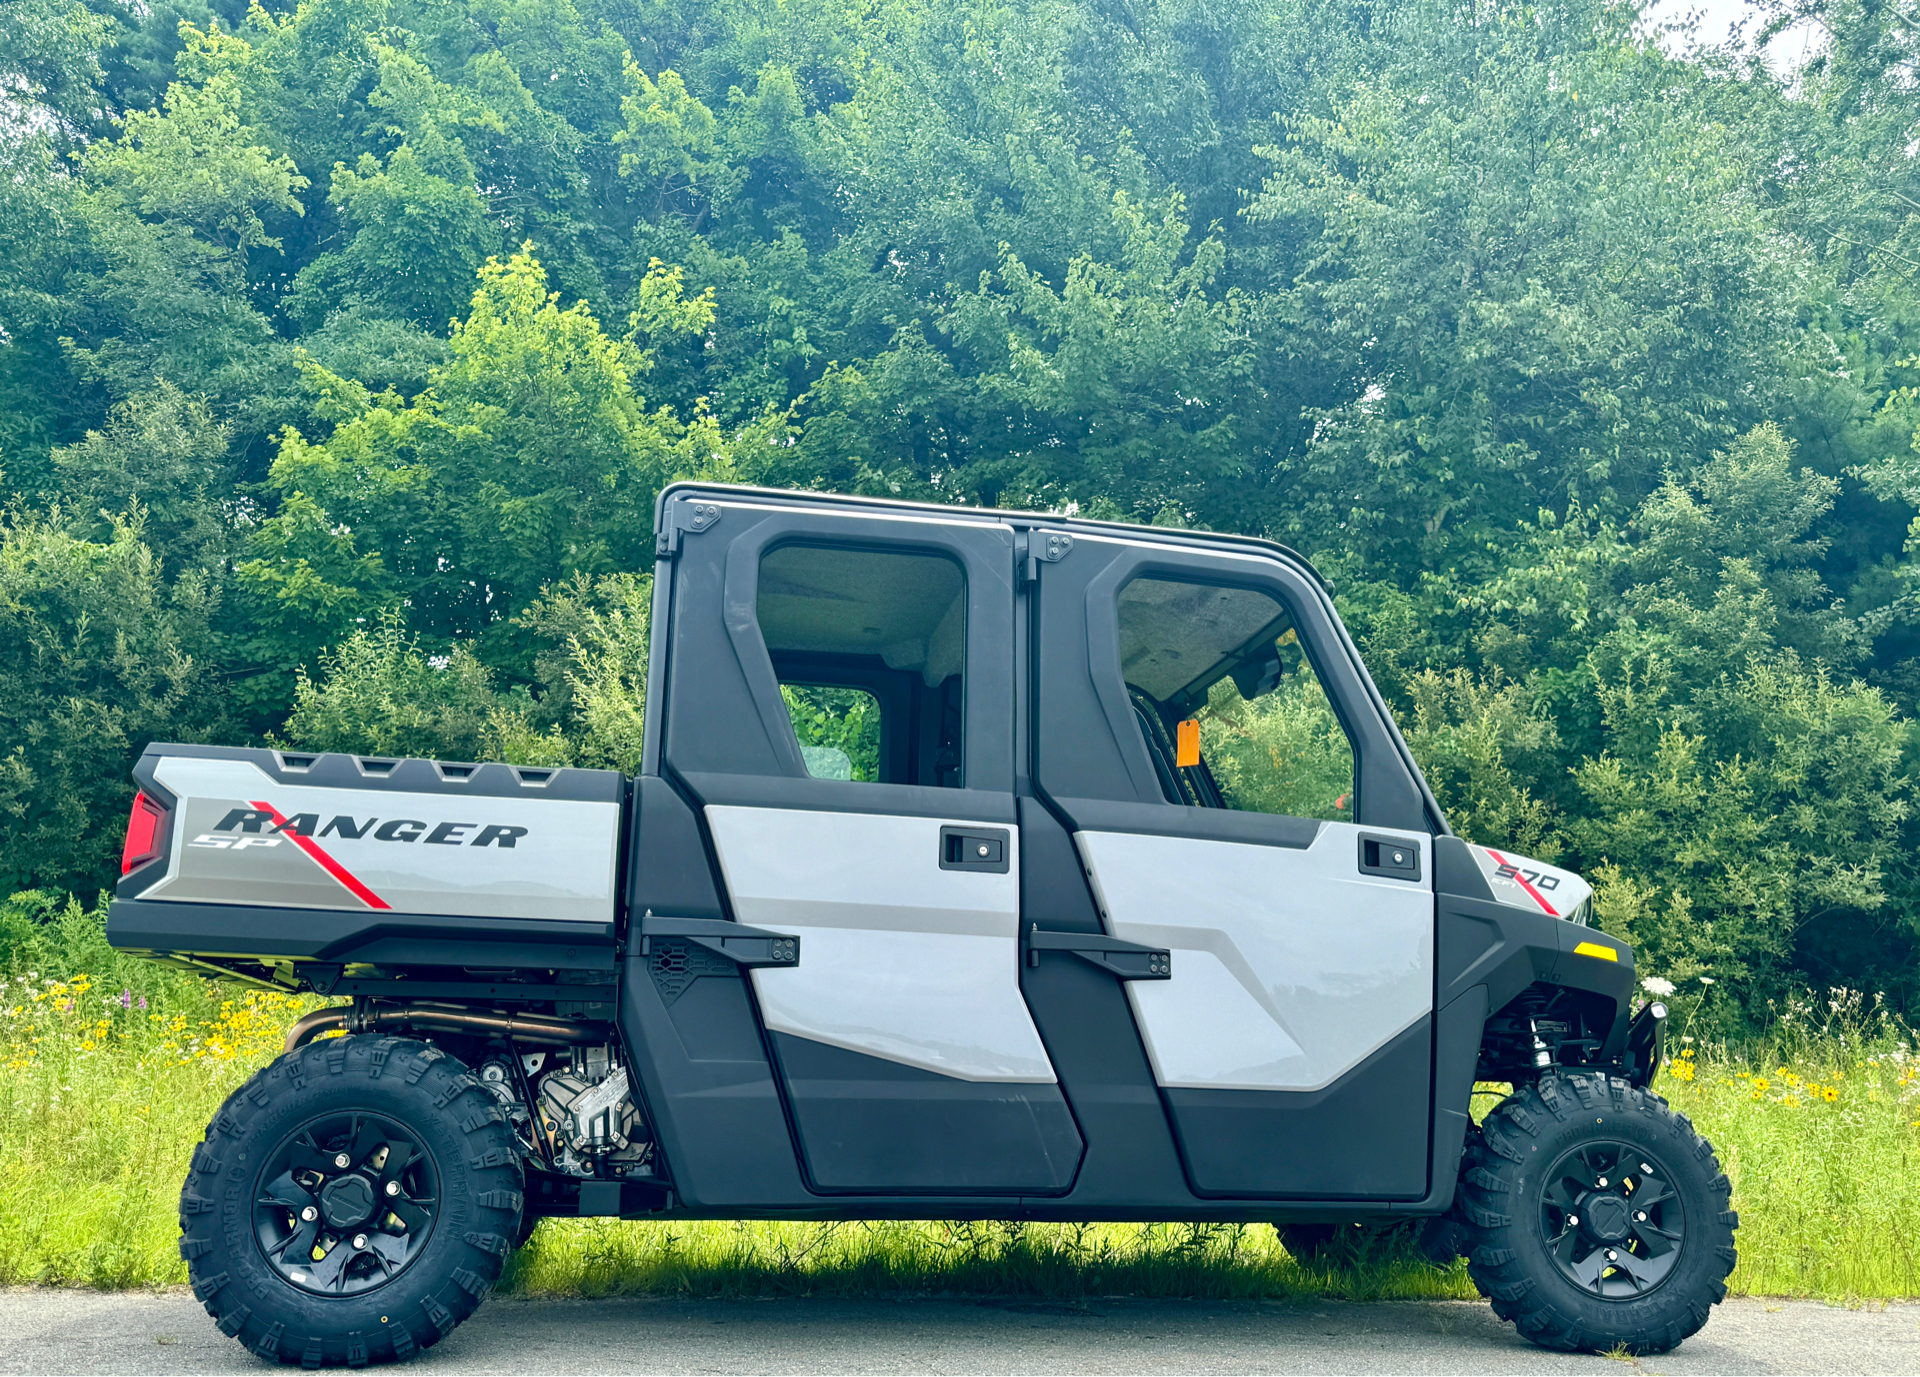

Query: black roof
left=653, top=482, right=1332, bottom=593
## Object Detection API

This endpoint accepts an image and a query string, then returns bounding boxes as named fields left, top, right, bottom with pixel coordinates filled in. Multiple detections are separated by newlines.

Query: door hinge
left=1018, top=529, right=1073, bottom=586
left=638, top=913, right=798, bottom=968
left=654, top=500, right=723, bottom=559
left=1026, top=925, right=1170, bottom=979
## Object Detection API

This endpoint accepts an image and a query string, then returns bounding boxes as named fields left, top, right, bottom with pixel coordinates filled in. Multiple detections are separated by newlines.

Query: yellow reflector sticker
left=1574, top=941, right=1619, bottom=962
left=1175, top=719, right=1201, bottom=768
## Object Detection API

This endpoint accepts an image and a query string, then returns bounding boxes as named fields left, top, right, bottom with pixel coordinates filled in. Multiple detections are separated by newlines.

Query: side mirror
left=1230, top=647, right=1284, bottom=701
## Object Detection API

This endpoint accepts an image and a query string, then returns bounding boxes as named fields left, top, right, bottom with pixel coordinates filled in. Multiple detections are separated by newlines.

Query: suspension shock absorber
left=1529, top=1017, right=1554, bottom=1069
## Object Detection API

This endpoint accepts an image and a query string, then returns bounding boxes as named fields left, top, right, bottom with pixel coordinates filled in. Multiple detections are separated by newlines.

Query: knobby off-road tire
left=179, top=1035, right=525, bottom=1367
left=1458, top=1072, right=1738, bottom=1355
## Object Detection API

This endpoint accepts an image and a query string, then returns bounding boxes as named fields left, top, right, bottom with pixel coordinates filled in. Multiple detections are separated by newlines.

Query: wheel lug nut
left=1607, top=1249, right=1617, bottom=1260
left=334, top=1153, right=351, bottom=1168
left=385, top=1181, right=400, bottom=1196
left=352, top=1233, right=369, bottom=1249
left=1636, top=1211, right=1647, bottom=1221
left=1596, top=1177, right=1608, bottom=1187
left=300, top=1206, right=318, bottom=1222
left=1568, top=1215, right=1578, bottom=1226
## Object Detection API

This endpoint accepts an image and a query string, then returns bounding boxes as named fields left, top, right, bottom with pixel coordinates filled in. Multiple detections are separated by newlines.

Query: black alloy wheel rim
left=253, top=1112, right=440, bottom=1296
left=1538, top=1139, right=1685, bottom=1299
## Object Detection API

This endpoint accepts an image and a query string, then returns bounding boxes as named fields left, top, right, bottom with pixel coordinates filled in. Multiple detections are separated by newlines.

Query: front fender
left=1437, top=839, right=1632, bottom=1016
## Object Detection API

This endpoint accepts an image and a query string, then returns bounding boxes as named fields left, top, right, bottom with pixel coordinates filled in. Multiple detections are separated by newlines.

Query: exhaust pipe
left=285, top=1001, right=614, bottom=1056
left=284, top=1007, right=351, bottom=1053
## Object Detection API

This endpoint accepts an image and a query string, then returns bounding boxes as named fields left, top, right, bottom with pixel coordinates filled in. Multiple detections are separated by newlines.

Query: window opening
left=782, top=686, right=880, bottom=781
left=1114, top=576, right=1355, bottom=821
left=757, top=544, right=966, bottom=787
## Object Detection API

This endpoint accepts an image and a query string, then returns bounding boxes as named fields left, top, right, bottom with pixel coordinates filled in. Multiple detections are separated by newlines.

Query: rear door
left=1030, top=533, right=1436, bottom=1199
left=654, top=493, right=1082, bottom=1195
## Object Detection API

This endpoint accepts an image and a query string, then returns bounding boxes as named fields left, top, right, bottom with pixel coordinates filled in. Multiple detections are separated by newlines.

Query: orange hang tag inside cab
left=1175, top=719, right=1201, bottom=768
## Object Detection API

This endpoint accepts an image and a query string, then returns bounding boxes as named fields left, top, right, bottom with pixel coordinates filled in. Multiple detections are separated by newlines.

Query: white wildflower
left=1640, top=976, right=1675, bottom=997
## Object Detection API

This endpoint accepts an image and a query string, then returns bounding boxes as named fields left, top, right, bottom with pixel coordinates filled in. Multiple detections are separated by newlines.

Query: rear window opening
left=756, top=543, right=967, bottom=787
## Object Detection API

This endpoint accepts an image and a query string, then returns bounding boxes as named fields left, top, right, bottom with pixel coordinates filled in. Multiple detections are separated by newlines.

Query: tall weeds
left=3, top=897, right=1916, bottom=1299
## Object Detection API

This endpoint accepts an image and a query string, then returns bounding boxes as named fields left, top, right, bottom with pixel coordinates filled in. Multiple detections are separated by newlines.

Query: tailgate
left=117, top=745, right=623, bottom=920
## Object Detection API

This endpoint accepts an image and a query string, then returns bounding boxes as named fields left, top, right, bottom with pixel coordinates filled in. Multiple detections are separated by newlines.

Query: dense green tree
left=0, top=510, right=233, bottom=896
left=52, top=379, right=235, bottom=569
left=0, top=0, right=115, bottom=135
left=1, top=0, right=1918, bottom=1021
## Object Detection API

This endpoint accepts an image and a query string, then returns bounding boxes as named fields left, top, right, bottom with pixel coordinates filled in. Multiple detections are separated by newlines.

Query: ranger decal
left=208, top=808, right=528, bottom=846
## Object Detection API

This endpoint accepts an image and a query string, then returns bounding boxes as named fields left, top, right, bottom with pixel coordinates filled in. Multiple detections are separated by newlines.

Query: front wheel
left=179, top=1035, right=525, bottom=1366
left=1457, top=1072, right=1737, bottom=1355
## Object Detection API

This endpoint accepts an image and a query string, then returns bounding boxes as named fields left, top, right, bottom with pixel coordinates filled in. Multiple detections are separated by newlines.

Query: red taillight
left=121, top=791, right=164, bottom=875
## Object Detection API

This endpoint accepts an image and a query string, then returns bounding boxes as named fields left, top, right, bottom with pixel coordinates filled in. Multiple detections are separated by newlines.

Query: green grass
left=500, top=1219, right=1471, bottom=1301
left=1646, top=994, right=1920, bottom=1299
left=3, top=894, right=1917, bottom=1300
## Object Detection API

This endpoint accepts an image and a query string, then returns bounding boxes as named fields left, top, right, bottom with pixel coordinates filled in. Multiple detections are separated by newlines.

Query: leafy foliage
left=0, top=511, right=231, bottom=896
left=1200, top=674, right=1355, bottom=823
left=1, top=0, right=1919, bottom=1023
left=782, top=686, right=881, bottom=782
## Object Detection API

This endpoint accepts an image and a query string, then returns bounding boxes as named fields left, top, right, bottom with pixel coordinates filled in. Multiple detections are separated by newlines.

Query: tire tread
left=1458, top=1071, right=1737, bottom=1356
left=177, top=1036, right=523, bottom=1367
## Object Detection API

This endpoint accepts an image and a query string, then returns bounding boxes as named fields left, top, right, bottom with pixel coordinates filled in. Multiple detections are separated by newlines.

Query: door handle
left=940, top=825, right=1009, bottom=873
left=1026, top=925, right=1171, bottom=979
left=638, top=914, right=799, bottom=968
left=1357, top=834, right=1422, bottom=881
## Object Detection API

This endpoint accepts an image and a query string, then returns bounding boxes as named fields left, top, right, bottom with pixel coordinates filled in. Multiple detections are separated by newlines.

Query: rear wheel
left=1457, top=1072, right=1737, bottom=1354
left=179, top=1035, right=524, bottom=1367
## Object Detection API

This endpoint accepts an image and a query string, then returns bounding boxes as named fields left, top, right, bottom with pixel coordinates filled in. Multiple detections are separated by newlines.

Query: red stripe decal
left=251, top=800, right=392, bottom=911
left=1485, top=848, right=1559, bottom=918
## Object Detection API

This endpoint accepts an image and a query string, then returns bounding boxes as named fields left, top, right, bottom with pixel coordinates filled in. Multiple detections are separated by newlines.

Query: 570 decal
left=1493, top=861, right=1561, bottom=891
left=1482, top=846, right=1564, bottom=918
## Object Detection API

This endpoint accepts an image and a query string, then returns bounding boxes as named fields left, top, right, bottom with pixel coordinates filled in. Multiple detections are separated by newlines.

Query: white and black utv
left=109, top=484, right=1734, bottom=1364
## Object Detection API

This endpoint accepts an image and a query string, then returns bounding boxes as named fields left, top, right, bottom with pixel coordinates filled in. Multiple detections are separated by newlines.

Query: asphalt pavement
left=1, top=1290, right=1915, bottom=1375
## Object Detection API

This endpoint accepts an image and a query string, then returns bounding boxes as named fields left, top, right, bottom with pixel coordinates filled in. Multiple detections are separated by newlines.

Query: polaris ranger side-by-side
left=108, top=484, right=1735, bottom=1365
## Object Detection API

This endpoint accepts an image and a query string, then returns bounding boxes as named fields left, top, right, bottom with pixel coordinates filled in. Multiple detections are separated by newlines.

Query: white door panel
left=1076, top=821, right=1432, bottom=1092
left=704, top=805, right=1054, bottom=1083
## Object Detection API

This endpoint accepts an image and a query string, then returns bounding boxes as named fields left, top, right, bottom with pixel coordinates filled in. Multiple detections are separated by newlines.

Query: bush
left=0, top=512, right=233, bottom=896
left=279, top=613, right=509, bottom=763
